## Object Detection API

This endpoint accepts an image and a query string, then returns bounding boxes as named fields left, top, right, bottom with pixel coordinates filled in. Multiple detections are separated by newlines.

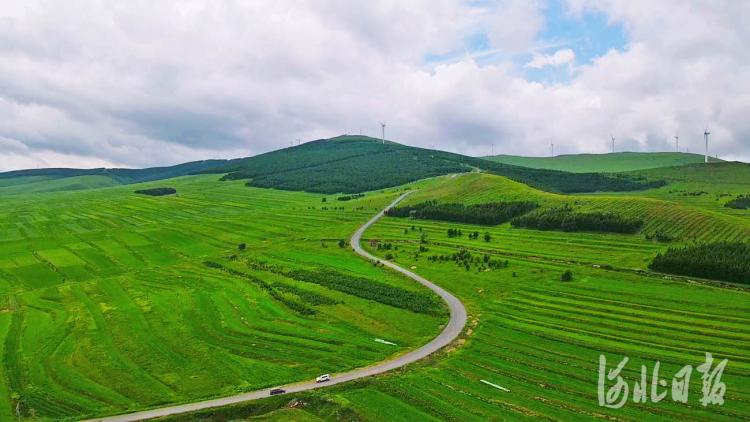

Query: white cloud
left=525, top=48, right=576, bottom=69
left=0, top=0, right=748, bottom=171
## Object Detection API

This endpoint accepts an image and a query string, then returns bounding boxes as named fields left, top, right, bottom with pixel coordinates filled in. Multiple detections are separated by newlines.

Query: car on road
left=269, top=388, right=286, bottom=396
left=315, top=374, right=331, bottom=383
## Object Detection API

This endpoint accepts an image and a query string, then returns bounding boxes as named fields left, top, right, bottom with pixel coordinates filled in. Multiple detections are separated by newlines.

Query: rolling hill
left=484, top=152, right=722, bottom=173
left=0, top=159, right=239, bottom=194
left=207, top=135, right=666, bottom=194
left=397, top=172, right=750, bottom=244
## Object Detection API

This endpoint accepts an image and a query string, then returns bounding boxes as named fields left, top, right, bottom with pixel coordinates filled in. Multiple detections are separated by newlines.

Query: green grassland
left=0, top=176, right=446, bottom=420
left=344, top=177, right=750, bottom=421
left=204, top=172, right=750, bottom=421
left=3, top=155, right=750, bottom=421
left=154, top=174, right=750, bottom=421
left=484, top=152, right=721, bottom=173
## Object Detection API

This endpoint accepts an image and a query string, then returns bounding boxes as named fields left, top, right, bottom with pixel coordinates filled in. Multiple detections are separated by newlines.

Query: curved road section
left=85, top=191, right=467, bottom=422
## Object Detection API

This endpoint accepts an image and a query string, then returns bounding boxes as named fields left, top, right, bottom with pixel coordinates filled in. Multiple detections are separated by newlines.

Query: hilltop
left=483, top=151, right=722, bottom=173
left=207, top=135, right=665, bottom=194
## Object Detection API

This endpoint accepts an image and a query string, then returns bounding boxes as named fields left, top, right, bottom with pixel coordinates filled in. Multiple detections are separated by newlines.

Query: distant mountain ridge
left=0, top=159, right=239, bottom=184
left=1, top=136, right=667, bottom=195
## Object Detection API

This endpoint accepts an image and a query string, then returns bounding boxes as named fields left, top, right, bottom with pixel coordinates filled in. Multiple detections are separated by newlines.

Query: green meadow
left=0, top=175, right=445, bottom=420
left=1, top=151, right=749, bottom=421
left=182, top=172, right=750, bottom=421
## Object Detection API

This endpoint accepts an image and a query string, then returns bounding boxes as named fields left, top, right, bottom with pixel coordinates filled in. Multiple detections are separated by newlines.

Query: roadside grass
left=164, top=172, right=750, bottom=422
left=0, top=175, right=445, bottom=420
left=322, top=214, right=750, bottom=421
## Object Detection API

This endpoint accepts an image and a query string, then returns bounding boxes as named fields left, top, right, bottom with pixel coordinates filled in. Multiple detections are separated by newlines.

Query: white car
left=315, top=374, right=331, bottom=383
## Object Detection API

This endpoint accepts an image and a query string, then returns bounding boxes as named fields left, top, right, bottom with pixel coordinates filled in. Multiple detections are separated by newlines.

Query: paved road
left=83, top=191, right=467, bottom=422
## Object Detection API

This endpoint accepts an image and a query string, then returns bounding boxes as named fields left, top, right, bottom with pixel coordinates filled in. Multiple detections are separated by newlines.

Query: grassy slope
left=176, top=172, right=750, bottom=421
left=591, top=161, right=750, bottom=225
left=0, top=175, right=444, bottom=420
left=400, top=173, right=750, bottom=244
left=484, top=152, right=722, bottom=173
left=0, top=175, right=120, bottom=195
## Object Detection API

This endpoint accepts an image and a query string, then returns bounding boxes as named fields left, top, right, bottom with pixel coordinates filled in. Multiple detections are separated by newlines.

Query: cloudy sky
left=1, top=0, right=748, bottom=171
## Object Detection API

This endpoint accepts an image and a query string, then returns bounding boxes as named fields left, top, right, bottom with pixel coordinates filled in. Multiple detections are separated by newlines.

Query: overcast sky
left=1, top=0, right=748, bottom=171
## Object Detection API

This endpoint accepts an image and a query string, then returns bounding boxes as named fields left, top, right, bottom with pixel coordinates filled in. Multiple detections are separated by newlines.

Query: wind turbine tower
left=674, top=135, right=679, bottom=153
left=379, top=122, right=386, bottom=145
left=704, top=128, right=711, bottom=163
left=550, top=142, right=554, bottom=157
left=611, top=135, right=615, bottom=153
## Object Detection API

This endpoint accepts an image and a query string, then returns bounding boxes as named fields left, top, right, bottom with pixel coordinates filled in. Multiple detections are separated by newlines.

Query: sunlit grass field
left=0, top=175, right=444, bottom=421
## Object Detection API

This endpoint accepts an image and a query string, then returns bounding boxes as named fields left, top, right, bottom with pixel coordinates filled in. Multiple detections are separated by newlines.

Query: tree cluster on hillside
left=386, top=200, right=538, bottom=225
left=285, top=268, right=442, bottom=315
left=649, top=242, right=750, bottom=284
left=725, top=195, right=750, bottom=209
left=134, top=187, right=177, bottom=196
left=217, top=138, right=472, bottom=194
left=203, top=261, right=317, bottom=315
left=644, top=230, right=676, bottom=242
left=480, top=161, right=668, bottom=194
left=427, top=249, right=509, bottom=272
left=337, top=193, right=365, bottom=201
left=241, top=256, right=442, bottom=315
left=510, top=205, right=643, bottom=234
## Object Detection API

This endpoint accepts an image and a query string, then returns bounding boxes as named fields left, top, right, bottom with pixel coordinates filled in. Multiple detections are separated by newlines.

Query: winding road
left=84, top=191, right=467, bottom=422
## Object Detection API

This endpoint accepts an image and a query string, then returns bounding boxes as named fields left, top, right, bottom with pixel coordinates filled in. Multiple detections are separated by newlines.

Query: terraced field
left=0, top=176, right=445, bottom=420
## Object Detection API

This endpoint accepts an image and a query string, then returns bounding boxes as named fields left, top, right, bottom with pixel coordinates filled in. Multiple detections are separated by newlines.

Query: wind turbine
left=674, top=135, right=679, bottom=153
left=610, top=134, right=616, bottom=153
left=379, top=122, right=386, bottom=144
left=703, top=127, right=711, bottom=163
left=550, top=142, right=554, bottom=157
